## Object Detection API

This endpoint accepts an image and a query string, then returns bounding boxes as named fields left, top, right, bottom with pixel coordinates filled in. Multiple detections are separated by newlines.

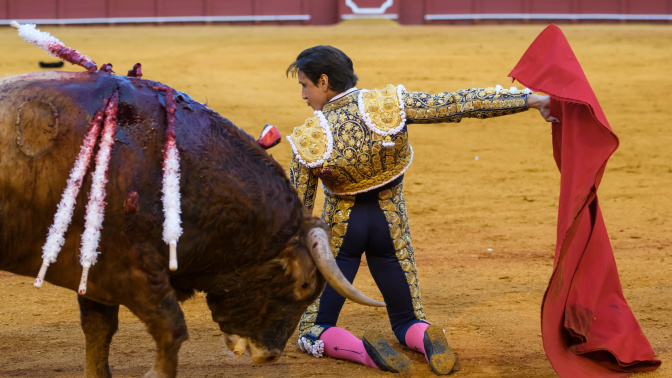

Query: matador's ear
left=319, top=74, right=330, bottom=91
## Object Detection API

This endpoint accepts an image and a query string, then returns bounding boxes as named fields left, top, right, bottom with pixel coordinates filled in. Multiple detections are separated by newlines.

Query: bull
left=0, top=70, right=383, bottom=377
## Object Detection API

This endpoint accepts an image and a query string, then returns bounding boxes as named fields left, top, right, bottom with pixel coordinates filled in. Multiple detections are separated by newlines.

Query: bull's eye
left=301, top=282, right=308, bottom=290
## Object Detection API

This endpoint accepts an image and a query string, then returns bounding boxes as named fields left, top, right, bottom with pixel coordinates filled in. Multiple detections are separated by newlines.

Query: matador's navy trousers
left=298, top=176, right=428, bottom=346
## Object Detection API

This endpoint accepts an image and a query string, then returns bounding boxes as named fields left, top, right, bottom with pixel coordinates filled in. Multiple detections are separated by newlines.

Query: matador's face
left=297, top=70, right=330, bottom=111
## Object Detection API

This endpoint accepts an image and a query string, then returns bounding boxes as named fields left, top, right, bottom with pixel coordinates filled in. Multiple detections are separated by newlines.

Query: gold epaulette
left=359, top=84, right=406, bottom=137
left=286, top=114, right=332, bottom=168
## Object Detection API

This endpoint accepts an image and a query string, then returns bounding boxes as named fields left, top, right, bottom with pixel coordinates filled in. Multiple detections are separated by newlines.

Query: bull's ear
left=275, top=245, right=320, bottom=301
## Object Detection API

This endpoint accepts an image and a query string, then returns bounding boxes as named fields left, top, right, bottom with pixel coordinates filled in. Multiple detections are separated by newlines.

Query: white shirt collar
left=329, top=87, right=358, bottom=103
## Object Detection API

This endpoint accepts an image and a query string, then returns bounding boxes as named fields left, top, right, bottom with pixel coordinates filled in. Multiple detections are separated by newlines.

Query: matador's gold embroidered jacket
left=287, top=85, right=528, bottom=210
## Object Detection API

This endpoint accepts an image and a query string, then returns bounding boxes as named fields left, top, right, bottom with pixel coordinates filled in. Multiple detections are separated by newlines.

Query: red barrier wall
left=0, top=0, right=312, bottom=25
left=0, top=0, right=670, bottom=25
left=420, top=0, right=672, bottom=15
left=111, top=0, right=155, bottom=18
left=309, top=0, right=339, bottom=25
left=61, top=1, right=107, bottom=19
left=420, top=0, right=671, bottom=24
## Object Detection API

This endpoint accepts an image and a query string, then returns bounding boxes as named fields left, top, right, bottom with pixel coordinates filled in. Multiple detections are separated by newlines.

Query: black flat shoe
left=423, top=325, right=457, bottom=375
left=362, top=330, right=414, bottom=373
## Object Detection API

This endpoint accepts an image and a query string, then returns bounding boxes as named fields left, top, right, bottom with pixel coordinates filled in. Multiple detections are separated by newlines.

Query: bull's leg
left=118, top=245, right=187, bottom=378
left=78, top=295, right=119, bottom=378
left=128, top=291, right=188, bottom=378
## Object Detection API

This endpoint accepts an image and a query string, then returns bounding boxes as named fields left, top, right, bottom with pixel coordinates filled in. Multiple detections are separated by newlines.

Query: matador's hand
left=528, top=94, right=560, bottom=123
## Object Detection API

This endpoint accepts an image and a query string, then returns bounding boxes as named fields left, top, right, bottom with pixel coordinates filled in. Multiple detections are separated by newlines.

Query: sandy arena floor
left=0, top=21, right=670, bottom=377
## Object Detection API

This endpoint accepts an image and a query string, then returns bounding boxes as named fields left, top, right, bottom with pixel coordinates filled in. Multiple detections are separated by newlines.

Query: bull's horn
left=307, top=228, right=385, bottom=307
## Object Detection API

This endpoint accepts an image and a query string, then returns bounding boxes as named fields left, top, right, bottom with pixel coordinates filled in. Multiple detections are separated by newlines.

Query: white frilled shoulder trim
left=357, top=84, right=407, bottom=147
left=286, top=110, right=334, bottom=169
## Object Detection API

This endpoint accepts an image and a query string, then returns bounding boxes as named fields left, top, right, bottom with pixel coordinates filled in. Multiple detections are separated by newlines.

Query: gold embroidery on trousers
left=289, top=157, right=318, bottom=212
left=298, top=193, right=355, bottom=338
left=298, top=296, right=325, bottom=340
left=380, top=182, right=426, bottom=321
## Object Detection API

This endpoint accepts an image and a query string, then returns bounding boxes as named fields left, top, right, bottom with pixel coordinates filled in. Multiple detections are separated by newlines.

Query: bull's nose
left=265, top=355, right=279, bottom=363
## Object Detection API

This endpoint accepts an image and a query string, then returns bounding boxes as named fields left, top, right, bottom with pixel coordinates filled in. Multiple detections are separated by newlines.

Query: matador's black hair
left=286, top=45, right=358, bottom=92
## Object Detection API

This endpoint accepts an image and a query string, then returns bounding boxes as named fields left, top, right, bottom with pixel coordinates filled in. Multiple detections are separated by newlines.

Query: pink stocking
left=320, top=327, right=379, bottom=369
left=404, top=322, right=430, bottom=362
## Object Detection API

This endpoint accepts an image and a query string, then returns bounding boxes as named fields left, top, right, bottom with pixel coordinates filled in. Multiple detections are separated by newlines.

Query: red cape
left=509, top=24, right=661, bottom=377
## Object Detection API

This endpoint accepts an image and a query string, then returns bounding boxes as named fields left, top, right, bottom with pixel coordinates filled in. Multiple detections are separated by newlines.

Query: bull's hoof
left=143, top=368, right=173, bottom=378
left=423, top=325, right=457, bottom=375
left=362, top=330, right=413, bottom=373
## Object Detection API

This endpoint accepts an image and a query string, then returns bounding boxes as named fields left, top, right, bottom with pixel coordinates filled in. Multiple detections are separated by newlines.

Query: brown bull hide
left=0, top=71, right=327, bottom=377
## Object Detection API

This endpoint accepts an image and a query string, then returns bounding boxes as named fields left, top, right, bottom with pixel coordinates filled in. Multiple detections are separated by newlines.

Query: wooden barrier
left=0, top=0, right=670, bottom=25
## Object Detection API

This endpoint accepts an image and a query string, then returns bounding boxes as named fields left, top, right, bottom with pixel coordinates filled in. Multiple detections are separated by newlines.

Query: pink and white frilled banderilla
left=154, top=86, right=183, bottom=271
left=78, top=91, right=119, bottom=294
left=35, top=95, right=111, bottom=288
left=11, top=21, right=97, bottom=72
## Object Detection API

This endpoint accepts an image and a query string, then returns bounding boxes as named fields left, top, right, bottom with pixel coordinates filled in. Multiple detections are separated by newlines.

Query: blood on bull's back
left=0, top=70, right=291, bottom=283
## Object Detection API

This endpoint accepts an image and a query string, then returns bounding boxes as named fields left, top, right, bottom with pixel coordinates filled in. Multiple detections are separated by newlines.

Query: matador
left=286, top=45, right=554, bottom=375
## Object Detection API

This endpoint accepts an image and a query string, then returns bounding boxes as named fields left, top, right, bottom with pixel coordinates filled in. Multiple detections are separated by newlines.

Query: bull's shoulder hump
left=0, top=71, right=95, bottom=85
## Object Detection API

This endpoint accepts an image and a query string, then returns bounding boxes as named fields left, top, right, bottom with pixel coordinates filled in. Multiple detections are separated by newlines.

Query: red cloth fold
left=509, top=24, right=661, bottom=377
